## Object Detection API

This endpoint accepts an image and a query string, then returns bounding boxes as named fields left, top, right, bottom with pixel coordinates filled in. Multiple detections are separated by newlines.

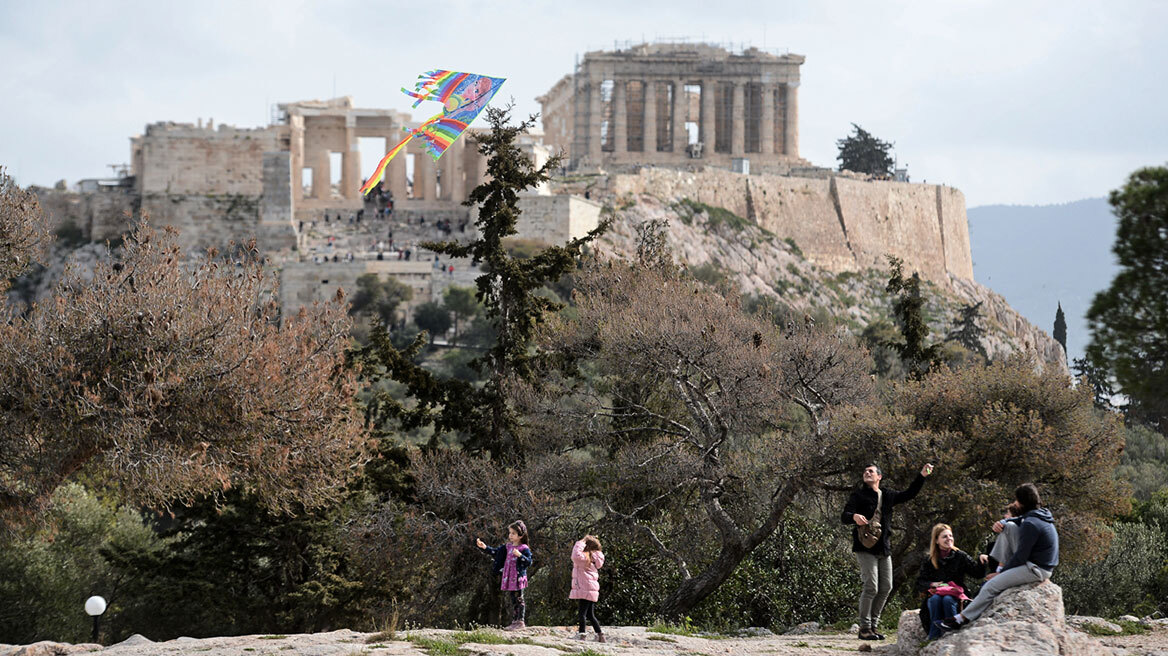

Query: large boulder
left=891, top=580, right=1120, bottom=656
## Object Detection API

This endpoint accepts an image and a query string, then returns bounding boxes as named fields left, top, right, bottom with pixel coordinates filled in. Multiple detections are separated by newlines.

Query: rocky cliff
left=568, top=173, right=1065, bottom=371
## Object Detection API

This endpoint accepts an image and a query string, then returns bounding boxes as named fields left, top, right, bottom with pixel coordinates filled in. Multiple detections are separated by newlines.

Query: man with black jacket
left=841, top=462, right=934, bottom=641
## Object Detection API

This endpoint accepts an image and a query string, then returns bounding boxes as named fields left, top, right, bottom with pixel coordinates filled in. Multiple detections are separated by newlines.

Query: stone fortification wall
left=514, top=194, right=603, bottom=245
left=279, top=259, right=433, bottom=321
left=608, top=168, right=974, bottom=285
left=30, top=186, right=136, bottom=242
left=140, top=194, right=263, bottom=253
left=132, top=122, right=281, bottom=196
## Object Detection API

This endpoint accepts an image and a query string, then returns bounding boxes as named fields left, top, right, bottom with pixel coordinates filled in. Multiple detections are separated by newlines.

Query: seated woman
left=916, top=523, right=986, bottom=640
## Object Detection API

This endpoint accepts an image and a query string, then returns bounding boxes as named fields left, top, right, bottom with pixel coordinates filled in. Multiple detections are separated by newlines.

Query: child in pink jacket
left=570, top=535, right=605, bottom=642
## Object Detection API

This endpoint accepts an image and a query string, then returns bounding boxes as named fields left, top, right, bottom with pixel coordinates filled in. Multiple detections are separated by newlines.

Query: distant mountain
left=968, top=198, right=1118, bottom=364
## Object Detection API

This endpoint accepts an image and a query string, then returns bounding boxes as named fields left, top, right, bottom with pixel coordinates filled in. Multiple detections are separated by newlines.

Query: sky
left=1, top=1, right=1166, bottom=207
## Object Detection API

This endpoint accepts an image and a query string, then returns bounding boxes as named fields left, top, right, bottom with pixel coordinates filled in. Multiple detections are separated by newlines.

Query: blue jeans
left=926, top=594, right=960, bottom=639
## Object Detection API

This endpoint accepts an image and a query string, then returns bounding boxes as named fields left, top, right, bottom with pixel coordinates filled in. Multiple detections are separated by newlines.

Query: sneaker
left=512, top=621, right=526, bottom=631
left=872, top=631, right=887, bottom=640
left=595, top=634, right=606, bottom=643
left=573, top=633, right=586, bottom=641
left=935, top=616, right=964, bottom=632
left=503, top=622, right=518, bottom=631
left=858, top=628, right=878, bottom=640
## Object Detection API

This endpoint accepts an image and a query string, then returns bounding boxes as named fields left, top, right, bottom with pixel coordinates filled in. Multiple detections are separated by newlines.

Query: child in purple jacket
left=476, top=521, right=534, bottom=630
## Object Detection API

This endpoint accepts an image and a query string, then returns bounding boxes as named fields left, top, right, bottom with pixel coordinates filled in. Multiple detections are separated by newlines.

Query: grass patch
left=783, top=237, right=803, bottom=258
left=647, top=635, right=678, bottom=642
left=451, top=629, right=537, bottom=645
left=575, top=650, right=607, bottom=656
left=366, top=630, right=405, bottom=643
left=647, top=623, right=731, bottom=640
left=677, top=198, right=751, bottom=232
left=258, top=635, right=287, bottom=640
left=1081, top=620, right=1149, bottom=636
left=408, top=636, right=468, bottom=656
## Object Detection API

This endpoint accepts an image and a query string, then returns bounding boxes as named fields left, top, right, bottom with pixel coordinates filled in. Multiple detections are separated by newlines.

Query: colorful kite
left=360, top=70, right=505, bottom=196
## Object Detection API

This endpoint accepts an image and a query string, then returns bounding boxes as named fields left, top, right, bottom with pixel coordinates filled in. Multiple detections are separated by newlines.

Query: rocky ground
left=13, top=583, right=1162, bottom=656
left=4, top=623, right=1167, bottom=656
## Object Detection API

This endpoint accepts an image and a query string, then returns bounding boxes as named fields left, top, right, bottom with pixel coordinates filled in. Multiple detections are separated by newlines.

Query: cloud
left=1, top=0, right=1165, bottom=205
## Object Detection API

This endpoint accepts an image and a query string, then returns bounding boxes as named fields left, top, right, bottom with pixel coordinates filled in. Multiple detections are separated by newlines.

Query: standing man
left=841, top=462, right=935, bottom=641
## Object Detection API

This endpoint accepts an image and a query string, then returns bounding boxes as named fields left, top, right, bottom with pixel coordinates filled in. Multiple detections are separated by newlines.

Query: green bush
left=0, top=484, right=165, bottom=644
left=595, top=511, right=856, bottom=632
left=1057, top=521, right=1168, bottom=617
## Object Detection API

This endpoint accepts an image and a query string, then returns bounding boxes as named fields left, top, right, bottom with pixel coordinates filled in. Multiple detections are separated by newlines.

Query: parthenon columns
left=784, top=83, right=799, bottom=158
left=643, top=81, right=657, bottom=153
left=588, top=75, right=603, bottom=162
left=672, top=78, right=688, bottom=153
left=760, top=84, right=775, bottom=155
left=700, top=79, right=716, bottom=150
left=731, top=82, right=745, bottom=156
left=613, top=81, right=627, bottom=154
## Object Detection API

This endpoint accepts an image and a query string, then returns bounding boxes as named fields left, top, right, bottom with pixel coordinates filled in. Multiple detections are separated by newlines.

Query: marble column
left=672, top=79, right=688, bottom=154
left=417, top=150, right=437, bottom=200
left=701, top=79, right=716, bottom=155
left=445, top=139, right=466, bottom=202
left=613, top=80, right=627, bottom=154
left=760, top=84, right=775, bottom=155
left=784, top=83, right=799, bottom=158
left=588, top=75, right=603, bottom=163
left=731, top=82, right=745, bottom=156
left=387, top=136, right=408, bottom=200
left=643, top=80, right=657, bottom=153
left=340, top=116, right=360, bottom=199
left=312, top=149, right=330, bottom=200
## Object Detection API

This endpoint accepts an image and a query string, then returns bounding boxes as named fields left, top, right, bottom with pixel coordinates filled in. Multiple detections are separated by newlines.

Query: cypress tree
left=1053, top=301, right=1068, bottom=356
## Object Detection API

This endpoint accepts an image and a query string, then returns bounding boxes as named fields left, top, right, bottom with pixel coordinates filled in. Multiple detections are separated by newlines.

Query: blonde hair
left=929, top=523, right=959, bottom=569
left=583, top=535, right=601, bottom=564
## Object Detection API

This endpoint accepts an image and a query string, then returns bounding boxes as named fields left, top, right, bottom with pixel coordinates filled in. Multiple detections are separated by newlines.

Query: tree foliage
left=350, top=105, right=608, bottom=459
left=1086, top=165, right=1168, bottom=431
left=946, top=301, right=988, bottom=361
left=1053, top=302, right=1068, bottom=357
left=0, top=221, right=365, bottom=523
left=521, top=235, right=878, bottom=618
left=885, top=256, right=942, bottom=378
left=835, top=124, right=894, bottom=177
left=349, top=273, right=413, bottom=326
left=0, top=168, right=52, bottom=293
left=413, top=301, right=452, bottom=345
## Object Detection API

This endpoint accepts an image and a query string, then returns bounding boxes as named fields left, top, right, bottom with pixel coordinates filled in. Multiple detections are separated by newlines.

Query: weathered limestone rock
left=1067, top=615, right=1122, bottom=633
left=783, top=622, right=821, bottom=635
left=0, top=641, right=102, bottom=656
left=893, top=581, right=1119, bottom=656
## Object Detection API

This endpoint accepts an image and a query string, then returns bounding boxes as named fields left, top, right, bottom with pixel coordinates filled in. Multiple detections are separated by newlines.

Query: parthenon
left=538, top=43, right=807, bottom=172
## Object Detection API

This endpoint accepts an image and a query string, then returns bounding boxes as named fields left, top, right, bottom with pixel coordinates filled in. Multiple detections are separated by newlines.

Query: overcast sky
left=1, top=1, right=1165, bottom=207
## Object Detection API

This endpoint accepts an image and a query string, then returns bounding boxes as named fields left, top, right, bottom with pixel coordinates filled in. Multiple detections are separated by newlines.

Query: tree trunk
left=658, top=542, right=747, bottom=619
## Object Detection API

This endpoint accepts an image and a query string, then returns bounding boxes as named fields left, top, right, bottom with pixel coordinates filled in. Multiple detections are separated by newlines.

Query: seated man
left=936, top=483, right=1058, bottom=633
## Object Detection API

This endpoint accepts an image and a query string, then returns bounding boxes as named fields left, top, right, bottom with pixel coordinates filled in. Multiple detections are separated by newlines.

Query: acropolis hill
left=19, top=41, right=1054, bottom=363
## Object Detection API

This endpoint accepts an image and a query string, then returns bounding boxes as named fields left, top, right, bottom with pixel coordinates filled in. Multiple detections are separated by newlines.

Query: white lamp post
left=84, top=595, right=106, bottom=644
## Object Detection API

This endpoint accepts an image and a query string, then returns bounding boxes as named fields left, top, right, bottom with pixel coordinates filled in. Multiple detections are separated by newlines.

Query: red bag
left=931, top=581, right=970, bottom=601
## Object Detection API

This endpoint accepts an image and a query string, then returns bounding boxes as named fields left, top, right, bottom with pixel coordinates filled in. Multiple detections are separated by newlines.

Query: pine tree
left=1053, top=302, right=1068, bottom=357
left=946, top=301, right=989, bottom=360
left=836, top=124, right=895, bottom=177
left=1086, top=166, right=1168, bottom=430
left=351, top=105, right=609, bottom=460
left=885, top=256, right=942, bottom=378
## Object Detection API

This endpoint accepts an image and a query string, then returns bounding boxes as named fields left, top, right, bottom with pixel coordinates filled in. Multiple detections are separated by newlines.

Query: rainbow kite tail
left=359, top=133, right=413, bottom=196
